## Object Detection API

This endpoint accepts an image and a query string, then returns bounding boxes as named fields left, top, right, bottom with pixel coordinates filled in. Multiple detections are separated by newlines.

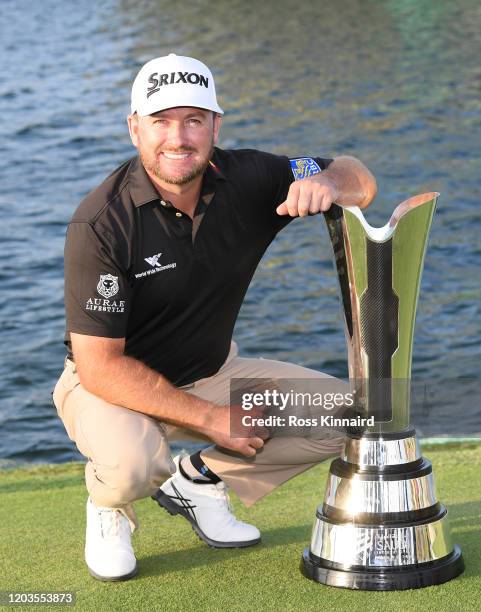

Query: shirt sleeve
left=254, top=151, right=333, bottom=234
left=64, top=221, right=132, bottom=338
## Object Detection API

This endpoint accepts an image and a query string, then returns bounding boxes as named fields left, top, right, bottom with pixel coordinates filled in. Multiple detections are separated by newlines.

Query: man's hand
left=276, top=155, right=377, bottom=217
left=276, top=175, right=339, bottom=217
left=202, top=405, right=270, bottom=458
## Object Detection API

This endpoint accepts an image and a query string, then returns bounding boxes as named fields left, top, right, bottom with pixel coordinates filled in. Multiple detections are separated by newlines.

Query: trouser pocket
left=52, top=361, right=80, bottom=440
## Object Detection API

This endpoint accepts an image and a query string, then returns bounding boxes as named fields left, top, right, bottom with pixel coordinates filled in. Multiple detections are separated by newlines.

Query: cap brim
left=134, top=102, right=224, bottom=116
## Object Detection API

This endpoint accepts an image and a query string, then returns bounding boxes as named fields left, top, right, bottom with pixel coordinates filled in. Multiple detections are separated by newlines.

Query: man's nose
left=165, top=122, right=188, bottom=149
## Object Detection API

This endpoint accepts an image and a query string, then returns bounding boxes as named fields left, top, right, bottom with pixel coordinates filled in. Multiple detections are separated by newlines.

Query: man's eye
left=187, top=118, right=201, bottom=125
left=153, top=119, right=167, bottom=125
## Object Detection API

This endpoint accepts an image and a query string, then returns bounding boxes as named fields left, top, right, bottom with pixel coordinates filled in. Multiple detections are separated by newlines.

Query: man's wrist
left=159, top=385, right=215, bottom=434
left=187, top=397, right=220, bottom=436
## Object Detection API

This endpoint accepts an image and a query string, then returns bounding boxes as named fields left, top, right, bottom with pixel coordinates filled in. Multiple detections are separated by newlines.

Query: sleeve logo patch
left=290, top=157, right=322, bottom=180
left=97, top=274, right=119, bottom=299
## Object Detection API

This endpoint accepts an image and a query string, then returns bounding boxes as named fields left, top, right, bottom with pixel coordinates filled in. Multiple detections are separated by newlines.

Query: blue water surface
left=0, top=0, right=480, bottom=464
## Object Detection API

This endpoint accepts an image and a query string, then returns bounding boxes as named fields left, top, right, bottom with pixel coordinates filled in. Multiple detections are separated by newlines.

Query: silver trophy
left=301, top=193, right=464, bottom=590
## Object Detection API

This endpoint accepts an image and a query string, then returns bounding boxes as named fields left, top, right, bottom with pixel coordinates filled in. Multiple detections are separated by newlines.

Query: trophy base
left=301, top=430, right=465, bottom=590
left=301, top=546, right=464, bottom=591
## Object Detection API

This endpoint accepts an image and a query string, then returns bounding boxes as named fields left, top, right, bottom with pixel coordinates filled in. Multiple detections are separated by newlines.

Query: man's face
left=128, top=107, right=222, bottom=186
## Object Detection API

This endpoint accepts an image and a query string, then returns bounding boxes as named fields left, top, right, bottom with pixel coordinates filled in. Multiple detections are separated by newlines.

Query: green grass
left=1, top=443, right=480, bottom=611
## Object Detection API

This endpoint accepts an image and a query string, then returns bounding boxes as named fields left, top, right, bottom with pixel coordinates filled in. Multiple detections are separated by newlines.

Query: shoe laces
left=98, top=508, right=128, bottom=539
left=213, top=481, right=235, bottom=515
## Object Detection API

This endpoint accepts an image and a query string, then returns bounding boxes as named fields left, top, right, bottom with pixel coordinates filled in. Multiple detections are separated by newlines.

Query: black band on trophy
left=320, top=502, right=443, bottom=526
left=329, top=457, right=432, bottom=479
left=345, top=428, right=416, bottom=440
left=302, top=546, right=464, bottom=591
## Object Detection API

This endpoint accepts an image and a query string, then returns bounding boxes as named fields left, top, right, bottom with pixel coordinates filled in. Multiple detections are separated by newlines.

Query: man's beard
left=140, top=143, right=214, bottom=186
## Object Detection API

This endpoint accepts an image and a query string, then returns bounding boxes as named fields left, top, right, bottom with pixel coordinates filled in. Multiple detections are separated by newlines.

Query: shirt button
left=161, top=200, right=167, bottom=206
left=175, top=212, right=182, bottom=217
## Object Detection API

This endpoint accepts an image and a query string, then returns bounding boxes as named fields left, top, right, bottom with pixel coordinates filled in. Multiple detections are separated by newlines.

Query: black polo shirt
left=64, top=147, right=332, bottom=386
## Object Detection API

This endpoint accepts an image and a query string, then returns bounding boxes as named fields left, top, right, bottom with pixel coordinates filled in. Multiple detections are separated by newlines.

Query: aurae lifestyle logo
left=96, top=274, right=118, bottom=299
left=84, top=274, right=125, bottom=313
left=86, top=298, right=125, bottom=313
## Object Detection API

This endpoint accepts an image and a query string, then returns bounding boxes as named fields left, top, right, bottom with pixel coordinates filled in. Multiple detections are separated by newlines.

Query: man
left=53, top=53, right=377, bottom=581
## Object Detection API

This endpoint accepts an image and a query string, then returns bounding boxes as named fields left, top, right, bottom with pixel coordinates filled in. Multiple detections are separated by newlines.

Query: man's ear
left=213, top=113, right=222, bottom=145
left=127, top=113, right=139, bottom=148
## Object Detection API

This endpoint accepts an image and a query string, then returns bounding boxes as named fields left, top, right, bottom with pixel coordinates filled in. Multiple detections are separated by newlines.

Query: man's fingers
left=320, top=191, right=334, bottom=212
left=230, top=436, right=265, bottom=457
left=253, top=425, right=270, bottom=440
left=286, top=189, right=298, bottom=217
left=277, top=180, right=336, bottom=217
left=249, top=436, right=265, bottom=450
left=276, top=176, right=339, bottom=217
left=297, top=184, right=312, bottom=217
left=309, top=184, right=325, bottom=214
left=309, top=198, right=321, bottom=214
left=277, top=184, right=300, bottom=217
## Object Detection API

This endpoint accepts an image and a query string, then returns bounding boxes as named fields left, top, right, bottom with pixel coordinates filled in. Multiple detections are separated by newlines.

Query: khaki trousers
left=52, top=342, right=344, bottom=531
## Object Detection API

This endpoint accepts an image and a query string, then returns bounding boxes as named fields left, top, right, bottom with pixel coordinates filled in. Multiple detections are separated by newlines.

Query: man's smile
left=161, top=150, right=195, bottom=161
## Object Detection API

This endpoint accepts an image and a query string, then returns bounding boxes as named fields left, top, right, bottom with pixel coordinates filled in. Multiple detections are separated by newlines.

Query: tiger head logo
left=97, top=274, right=119, bottom=299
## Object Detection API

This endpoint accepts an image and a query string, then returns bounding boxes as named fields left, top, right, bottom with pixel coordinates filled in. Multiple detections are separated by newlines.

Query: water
left=1, top=0, right=480, bottom=464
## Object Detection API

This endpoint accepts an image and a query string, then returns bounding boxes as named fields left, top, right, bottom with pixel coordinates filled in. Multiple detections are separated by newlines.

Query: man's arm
left=276, top=155, right=377, bottom=217
left=71, top=333, right=265, bottom=457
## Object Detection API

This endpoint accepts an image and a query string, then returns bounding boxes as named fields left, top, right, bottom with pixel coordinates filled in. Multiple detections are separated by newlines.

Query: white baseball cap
left=131, top=53, right=224, bottom=116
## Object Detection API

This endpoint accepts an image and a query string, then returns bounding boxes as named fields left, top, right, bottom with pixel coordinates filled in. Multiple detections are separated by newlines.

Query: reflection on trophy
left=301, top=193, right=464, bottom=590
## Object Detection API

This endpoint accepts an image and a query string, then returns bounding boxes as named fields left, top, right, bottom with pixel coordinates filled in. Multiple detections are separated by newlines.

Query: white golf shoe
left=152, top=456, right=261, bottom=548
left=85, top=497, right=138, bottom=581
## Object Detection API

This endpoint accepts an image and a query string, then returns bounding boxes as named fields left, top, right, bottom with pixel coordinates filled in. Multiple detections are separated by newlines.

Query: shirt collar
left=128, top=148, right=226, bottom=208
left=127, top=156, right=161, bottom=208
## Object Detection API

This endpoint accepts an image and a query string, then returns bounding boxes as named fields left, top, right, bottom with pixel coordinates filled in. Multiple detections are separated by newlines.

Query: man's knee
left=308, top=434, right=345, bottom=457
left=87, top=442, right=173, bottom=506
left=261, top=434, right=345, bottom=465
